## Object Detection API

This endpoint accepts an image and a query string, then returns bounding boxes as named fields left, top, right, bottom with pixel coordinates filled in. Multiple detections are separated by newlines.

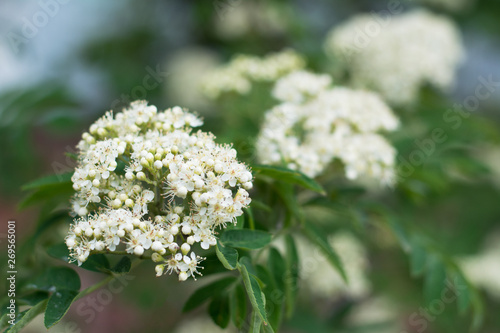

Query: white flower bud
left=243, top=182, right=253, bottom=190
left=74, top=227, right=82, bottom=236
left=178, top=271, right=188, bottom=281
left=117, top=229, right=125, bottom=237
left=154, top=160, right=163, bottom=169
left=177, top=186, right=188, bottom=198
left=152, top=241, right=163, bottom=252
left=182, top=225, right=192, bottom=235
left=134, top=245, right=144, bottom=256
left=125, top=199, right=134, bottom=207
left=181, top=243, right=191, bottom=255
left=112, top=198, right=122, bottom=208
left=95, top=241, right=105, bottom=251
left=141, top=158, right=149, bottom=167
left=85, top=227, right=94, bottom=237
left=137, top=172, right=146, bottom=181
left=108, top=191, right=116, bottom=199
left=66, top=238, right=76, bottom=248
left=186, top=236, right=195, bottom=245
left=125, top=172, right=135, bottom=180
left=118, top=193, right=128, bottom=201
left=78, top=207, right=88, bottom=216
left=169, top=243, right=179, bottom=252
left=170, top=225, right=179, bottom=235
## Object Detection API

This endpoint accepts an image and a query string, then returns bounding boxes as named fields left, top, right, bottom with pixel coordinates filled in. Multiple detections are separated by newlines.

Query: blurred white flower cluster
left=201, top=49, right=306, bottom=99
left=324, top=10, right=464, bottom=106
left=460, top=231, right=500, bottom=300
left=297, top=232, right=371, bottom=299
left=257, top=70, right=399, bottom=185
left=67, top=101, right=252, bottom=281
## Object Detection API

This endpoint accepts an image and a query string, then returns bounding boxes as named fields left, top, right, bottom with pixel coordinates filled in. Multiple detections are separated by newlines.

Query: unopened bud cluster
left=67, top=101, right=252, bottom=281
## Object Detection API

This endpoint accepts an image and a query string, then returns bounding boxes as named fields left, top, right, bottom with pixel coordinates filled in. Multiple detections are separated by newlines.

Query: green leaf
left=284, top=235, right=299, bottom=318
left=44, top=289, right=79, bottom=328
left=423, top=255, right=447, bottom=305
left=273, top=182, right=302, bottom=224
left=231, top=283, right=247, bottom=329
left=253, top=165, right=325, bottom=194
left=183, top=277, right=237, bottom=312
left=303, top=225, right=348, bottom=283
left=47, top=243, right=111, bottom=273
left=17, top=291, right=49, bottom=306
left=453, top=272, right=471, bottom=314
left=27, top=267, right=81, bottom=292
left=238, top=259, right=269, bottom=326
left=5, top=299, right=48, bottom=333
left=251, top=199, right=272, bottom=213
left=208, top=294, right=231, bottom=329
left=249, top=310, right=262, bottom=333
left=110, top=256, right=132, bottom=274
left=18, top=183, right=74, bottom=209
left=410, top=238, right=427, bottom=277
left=220, top=229, right=272, bottom=250
left=21, top=172, right=73, bottom=191
left=268, top=248, right=286, bottom=293
left=257, top=264, right=282, bottom=332
left=216, top=240, right=238, bottom=270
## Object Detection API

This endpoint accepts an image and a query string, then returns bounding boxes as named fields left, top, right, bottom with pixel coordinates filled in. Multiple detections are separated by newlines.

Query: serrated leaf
left=423, top=255, right=447, bottom=305
left=231, top=283, right=247, bottom=329
left=253, top=165, right=325, bottom=194
left=183, top=277, right=237, bottom=312
left=220, top=229, right=272, bottom=250
left=110, top=256, right=131, bottom=274
left=208, top=294, right=231, bottom=329
left=238, top=260, right=269, bottom=326
left=216, top=240, right=238, bottom=270
left=27, top=267, right=80, bottom=292
left=5, top=299, right=47, bottom=333
left=284, top=235, right=299, bottom=318
left=257, top=264, right=282, bottom=332
left=44, top=289, right=79, bottom=328
left=249, top=311, right=262, bottom=333
left=303, top=225, right=348, bottom=283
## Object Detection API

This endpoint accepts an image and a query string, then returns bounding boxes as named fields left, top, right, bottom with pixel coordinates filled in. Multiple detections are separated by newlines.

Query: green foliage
left=253, top=165, right=326, bottom=194
left=219, top=229, right=272, bottom=250
left=44, top=290, right=79, bottom=328
left=183, top=277, right=238, bottom=313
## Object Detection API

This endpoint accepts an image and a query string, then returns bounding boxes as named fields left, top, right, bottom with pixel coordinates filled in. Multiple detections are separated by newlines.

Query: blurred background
left=1, top=0, right=500, bottom=332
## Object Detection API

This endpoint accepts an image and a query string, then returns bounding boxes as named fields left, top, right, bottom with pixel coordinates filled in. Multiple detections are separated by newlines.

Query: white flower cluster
left=324, top=10, right=464, bottom=106
left=67, top=101, right=252, bottom=281
left=297, top=232, right=371, bottom=299
left=201, top=49, right=306, bottom=99
left=257, top=70, right=399, bottom=185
